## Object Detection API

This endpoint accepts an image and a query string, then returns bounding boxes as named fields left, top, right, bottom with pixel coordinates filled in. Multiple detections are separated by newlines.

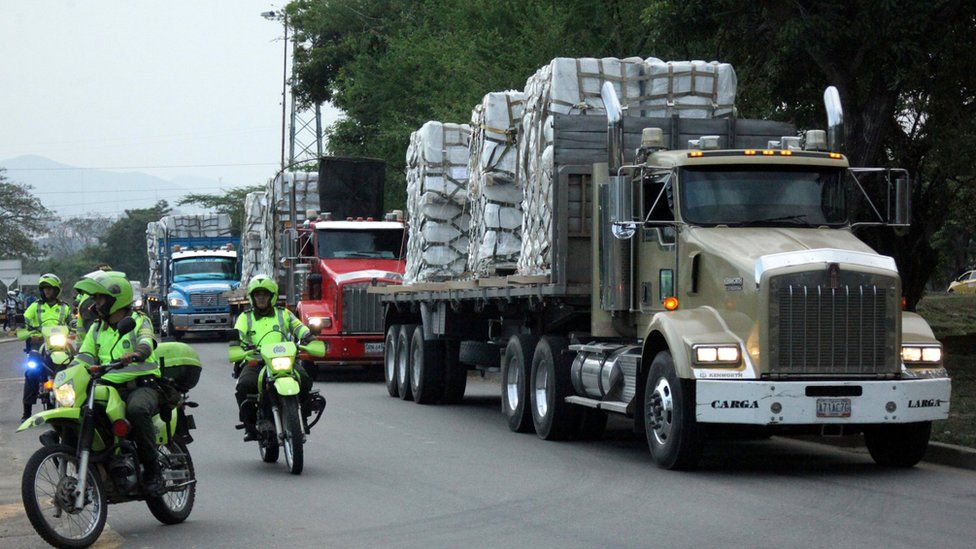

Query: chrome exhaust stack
left=823, top=86, right=845, bottom=153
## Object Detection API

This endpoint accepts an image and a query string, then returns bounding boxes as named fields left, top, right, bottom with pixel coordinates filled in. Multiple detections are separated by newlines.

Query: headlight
left=169, top=296, right=187, bottom=308
left=133, top=299, right=144, bottom=308
left=901, top=345, right=942, bottom=366
left=271, top=356, right=293, bottom=371
left=55, top=382, right=76, bottom=407
left=48, top=333, right=68, bottom=348
left=692, top=344, right=741, bottom=366
left=308, top=317, right=332, bottom=329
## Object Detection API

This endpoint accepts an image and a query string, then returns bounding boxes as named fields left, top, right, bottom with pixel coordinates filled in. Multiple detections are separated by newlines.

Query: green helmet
left=247, top=275, right=278, bottom=308
left=73, top=270, right=133, bottom=316
left=39, top=273, right=62, bottom=296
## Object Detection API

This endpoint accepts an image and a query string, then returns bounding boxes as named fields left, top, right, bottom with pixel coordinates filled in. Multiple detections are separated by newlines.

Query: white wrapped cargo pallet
left=467, top=91, right=524, bottom=275
left=159, top=213, right=233, bottom=238
left=516, top=57, right=738, bottom=275
left=404, top=121, right=471, bottom=283
left=260, top=172, right=319, bottom=283
left=239, top=191, right=267, bottom=285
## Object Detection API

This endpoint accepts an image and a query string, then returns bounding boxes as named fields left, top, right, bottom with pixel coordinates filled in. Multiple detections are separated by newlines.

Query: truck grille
left=340, top=284, right=384, bottom=334
left=768, top=271, right=898, bottom=376
left=189, top=292, right=228, bottom=308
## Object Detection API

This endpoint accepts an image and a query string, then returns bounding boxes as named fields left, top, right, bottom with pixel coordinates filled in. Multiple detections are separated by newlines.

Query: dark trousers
left=235, top=363, right=312, bottom=425
left=120, top=386, right=161, bottom=478
left=22, top=339, right=43, bottom=414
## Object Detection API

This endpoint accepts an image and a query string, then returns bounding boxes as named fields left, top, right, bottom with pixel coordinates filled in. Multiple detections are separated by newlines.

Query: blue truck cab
left=155, top=236, right=240, bottom=340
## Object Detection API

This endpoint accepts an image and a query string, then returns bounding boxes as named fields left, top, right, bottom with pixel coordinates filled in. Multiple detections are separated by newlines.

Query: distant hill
left=0, top=155, right=215, bottom=216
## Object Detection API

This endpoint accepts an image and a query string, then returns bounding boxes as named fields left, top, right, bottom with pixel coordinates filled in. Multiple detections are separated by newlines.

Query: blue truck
left=145, top=215, right=240, bottom=340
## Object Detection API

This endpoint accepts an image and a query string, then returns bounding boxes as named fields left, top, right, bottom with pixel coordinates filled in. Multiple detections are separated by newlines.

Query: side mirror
left=227, top=345, right=247, bottom=363
left=893, top=176, right=911, bottom=226
left=116, top=316, right=136, bottom=336
left=301, top=340, right=326, bottom=358
left=16, top=329, right=30, bottom=341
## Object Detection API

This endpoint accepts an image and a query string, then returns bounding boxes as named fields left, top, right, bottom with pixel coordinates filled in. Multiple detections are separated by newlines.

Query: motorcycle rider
left=233, top=275, right=314, bottom=440
left=20, top=274, right=72, bottom=420
left=72, top=270, right=164, bottom=493
left=75, top=263, right=114, bottom=341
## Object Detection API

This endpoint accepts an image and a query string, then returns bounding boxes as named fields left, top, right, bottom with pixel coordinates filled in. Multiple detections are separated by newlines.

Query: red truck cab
left=295, top=218, right=405, bottom=370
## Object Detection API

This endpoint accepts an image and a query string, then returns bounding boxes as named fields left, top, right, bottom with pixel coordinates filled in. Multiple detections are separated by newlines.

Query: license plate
left=816, top=398, right=852, bottom=418
left=364, top=342, right=384, bottom=355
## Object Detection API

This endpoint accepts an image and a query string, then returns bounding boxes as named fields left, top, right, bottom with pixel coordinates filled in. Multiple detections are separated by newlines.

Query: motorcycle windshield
left=260, top=341, right=298, bottom=364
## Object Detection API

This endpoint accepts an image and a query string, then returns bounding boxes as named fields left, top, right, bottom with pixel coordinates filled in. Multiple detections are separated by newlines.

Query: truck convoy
left=374, top=57, right=951, bottom=469
left=233, top=158, right=407, bottom=375
left=145, top=214, right=240, bottom=340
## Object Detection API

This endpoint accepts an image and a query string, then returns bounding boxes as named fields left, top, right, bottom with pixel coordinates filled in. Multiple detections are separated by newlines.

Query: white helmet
left=7, top=291, right=15, bottom=297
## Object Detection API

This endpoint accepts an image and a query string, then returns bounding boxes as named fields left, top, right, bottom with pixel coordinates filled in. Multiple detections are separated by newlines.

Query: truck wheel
left=502, top=334, right=538, bottom=433
left=396, top=325, right=417, bottom=401
left=459, top=341, right=500, bottom=369
left=410, top=327, right=445, bottom=404
left=530, top=336, right=581, bottom=440
left=442, top=340, right=467, bottom=404
left=864, top=422, right=931, bottom=467
left=384, top=324, right=401, bottom=397
left=644, top=350, right=701, bottom=470
left=171, top=329, right=184, bottom=342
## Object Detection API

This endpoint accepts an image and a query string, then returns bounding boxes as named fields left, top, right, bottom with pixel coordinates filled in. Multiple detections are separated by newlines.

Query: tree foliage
left=288, top=0, right=976, bottom=305
left=96, top=200, right=171, bottom=283
left=177, top=185, right=263, bottom=236
left=0, top=168, right=52, bottom=259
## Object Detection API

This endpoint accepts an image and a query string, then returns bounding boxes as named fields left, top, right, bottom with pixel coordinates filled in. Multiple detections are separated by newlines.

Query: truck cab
left=163, top=245, right=239, bottom=339
left=296, top=218, right=406, bottom=370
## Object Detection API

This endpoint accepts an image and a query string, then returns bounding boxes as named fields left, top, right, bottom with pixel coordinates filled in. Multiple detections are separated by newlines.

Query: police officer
left=72, top=270, right=164, bottom=493
left=233, top=275, right=314, bottom=440
left=21, top=274, right=72, bottom=420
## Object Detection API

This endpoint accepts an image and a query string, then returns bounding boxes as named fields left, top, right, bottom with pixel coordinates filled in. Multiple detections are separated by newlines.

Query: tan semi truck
left=374, top=85, right=950, bottom=469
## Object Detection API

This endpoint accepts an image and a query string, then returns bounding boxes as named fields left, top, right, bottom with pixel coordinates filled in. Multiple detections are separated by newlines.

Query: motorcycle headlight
left=55, top=382, right=76, bottom=407
left=271, top=356, right=293, bottom=372
left=48, top=333, right=68, bottom=348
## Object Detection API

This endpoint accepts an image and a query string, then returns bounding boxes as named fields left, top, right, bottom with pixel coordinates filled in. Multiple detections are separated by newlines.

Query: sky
left=0, top=0, right=341, bottom=205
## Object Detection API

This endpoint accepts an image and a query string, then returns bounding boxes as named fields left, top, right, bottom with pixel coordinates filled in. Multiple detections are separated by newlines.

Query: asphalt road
left=1, top=338, right=976, bottom=548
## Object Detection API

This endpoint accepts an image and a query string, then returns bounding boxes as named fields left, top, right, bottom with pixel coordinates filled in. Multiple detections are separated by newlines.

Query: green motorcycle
left=228, top=338, right=326, bottom=475
left=18, top=324, right=76, bottom=411
left=18, top=317, right=198, bottom=548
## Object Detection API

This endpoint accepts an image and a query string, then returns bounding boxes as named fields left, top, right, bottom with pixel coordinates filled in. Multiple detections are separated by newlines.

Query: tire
left=22, top=444, right=107, bottom=548
left=171, top=329, right=184, bottom=342
left=259, top=406, right=279, bottom=464
left=396, top=325, right=417, bottom=401
left=864, top=422, right=931, bottom=468
left=578, top=409, right=608, bottom=440
left=281, top=396, right=304, bottom=475
left=459, top=340, right=500, bottom=368
left=530, top=336, right=581, bottom=440
left=384, top=324, right=401, bottom=397
left=502, top=334, right=537, bottom=433
left=442, top=340, right=467, bottom=404
left=410, top=327, right=446, bottom=404
left=644, top=350, right=701, bottom=470
left=147, top=441, right=196, bottom=524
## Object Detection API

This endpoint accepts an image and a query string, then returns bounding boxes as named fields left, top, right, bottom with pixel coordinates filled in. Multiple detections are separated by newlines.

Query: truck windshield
left=173, top=258, right=236, bottom=281
left=316, top=229, right=403, bottom=259
left=680, top=165, right=846, bottom=227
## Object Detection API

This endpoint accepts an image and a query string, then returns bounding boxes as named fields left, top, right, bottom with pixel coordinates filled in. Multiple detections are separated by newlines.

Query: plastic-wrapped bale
left=156, top=341, right=202, bottom=393
left=517, top=57, right=647, bottom=276
left=240, top=191, right=266, bottom=285
left=467, top=91, right=525, bottom=276
left=643, top=58, right=737, bottom=118
left=159, top=214, right=233, bottom=238
left=145, top=221, right=166, bottom=289
left=260, top=172, right=319, bottom=283
left=404, top=121, right=472, bottom=283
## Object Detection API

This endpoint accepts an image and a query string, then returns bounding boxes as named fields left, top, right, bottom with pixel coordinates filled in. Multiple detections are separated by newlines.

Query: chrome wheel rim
left=649, top=377, right=674, bottom=445
left=506, top=355, right=521, bottom=412
left=534, top=361, right=549, bottom=418
left=385, top=332, right=396, bottom=383
left=33, top=452, right=101, bottom=541
left=158, top=445, right=190, bottom=512
left=411, top=340, right=423, bottom=391
left=396, top=334, right=408, bottom=386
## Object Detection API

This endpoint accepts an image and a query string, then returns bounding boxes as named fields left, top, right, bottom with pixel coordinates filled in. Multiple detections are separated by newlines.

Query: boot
left=21, top=403, right=32, bottom=421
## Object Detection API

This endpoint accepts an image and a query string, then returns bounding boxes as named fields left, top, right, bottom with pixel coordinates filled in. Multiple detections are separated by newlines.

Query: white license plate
left=816, top=398, right=852, bottom=418
left=364, top=342, right=384, bottom=355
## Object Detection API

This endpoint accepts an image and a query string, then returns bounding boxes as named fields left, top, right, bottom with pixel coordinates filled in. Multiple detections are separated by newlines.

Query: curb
left=788, top=435, right=976, bottom=470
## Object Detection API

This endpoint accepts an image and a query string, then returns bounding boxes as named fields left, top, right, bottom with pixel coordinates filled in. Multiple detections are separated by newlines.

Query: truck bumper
left=695, top=378, right=951, bottom=425
left=303, top=334, right=385, bottom=366
left=171, top=313, right=233, bottom=332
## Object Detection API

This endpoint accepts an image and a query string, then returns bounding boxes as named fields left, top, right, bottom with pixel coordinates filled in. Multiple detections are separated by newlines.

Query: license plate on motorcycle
left=816, top=398, right=852, bottom=418
left=364, top=342, right=384, bottom=355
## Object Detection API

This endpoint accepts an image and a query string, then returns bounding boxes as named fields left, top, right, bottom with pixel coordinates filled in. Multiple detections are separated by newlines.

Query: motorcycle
left=18, top=317, right=198, bottom=548
left=19, top=324, right=76, bottom=411
left=228, top=338, right=327, bottom=475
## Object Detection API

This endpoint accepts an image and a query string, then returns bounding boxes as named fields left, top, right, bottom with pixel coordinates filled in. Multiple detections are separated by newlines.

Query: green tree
left=177, top=185, right=263, bottom=236
left=0, top=168, right=52, bottom=259
left=97, top=200, right=171, bottom=283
